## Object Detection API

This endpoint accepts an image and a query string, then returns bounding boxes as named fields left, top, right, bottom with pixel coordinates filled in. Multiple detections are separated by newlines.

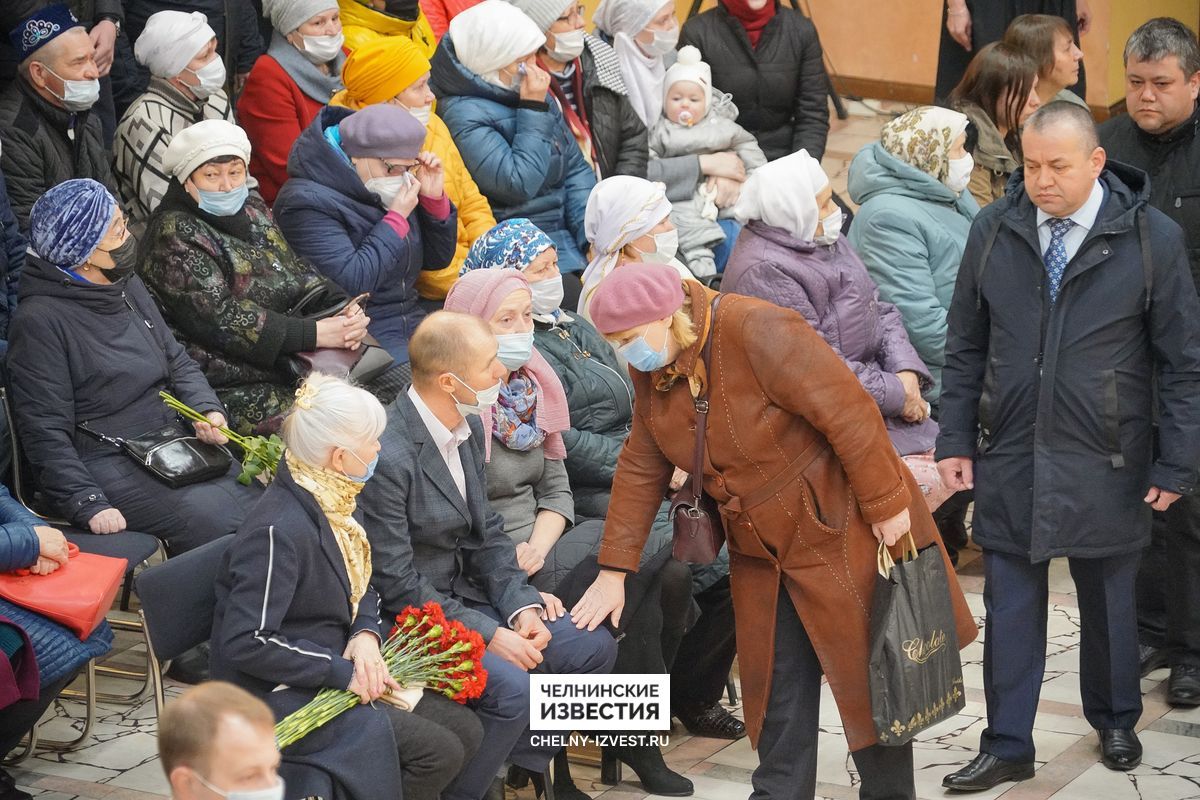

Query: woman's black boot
left=601, top=740, right=693, bottom=796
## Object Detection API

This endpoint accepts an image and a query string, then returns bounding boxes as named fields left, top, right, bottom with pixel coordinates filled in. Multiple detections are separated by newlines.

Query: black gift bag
left=869, top=533, right=965, bottom=746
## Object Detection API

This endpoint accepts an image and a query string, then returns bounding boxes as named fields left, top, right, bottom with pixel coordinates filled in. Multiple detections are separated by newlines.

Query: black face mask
left=95, top=235, right=138, bottom=282
left=382, top=0, right=419, bottom=20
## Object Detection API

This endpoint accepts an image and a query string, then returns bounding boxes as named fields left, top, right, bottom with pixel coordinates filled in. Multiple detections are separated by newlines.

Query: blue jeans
left=713, top=219, right=743, bottom=274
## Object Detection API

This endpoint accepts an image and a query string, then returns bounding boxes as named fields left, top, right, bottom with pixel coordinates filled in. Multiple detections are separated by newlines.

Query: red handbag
left=0, top=543, right=127, bottom=640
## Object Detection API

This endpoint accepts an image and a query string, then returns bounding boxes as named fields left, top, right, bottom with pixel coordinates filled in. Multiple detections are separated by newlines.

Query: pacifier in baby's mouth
left=678, top=109, right=694, bottom=126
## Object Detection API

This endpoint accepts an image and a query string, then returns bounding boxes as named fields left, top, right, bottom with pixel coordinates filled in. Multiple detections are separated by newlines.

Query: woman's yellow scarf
left=286, top=451, right=373, bottom=618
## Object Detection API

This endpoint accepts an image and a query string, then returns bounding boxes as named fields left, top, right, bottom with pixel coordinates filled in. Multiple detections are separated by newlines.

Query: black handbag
left=283, top=285, right=395, bottom=385
left=78, top=423, right=233, bottom=489
left=868, top=533, right=966, bottom=746
left=668, top=295, right=726, bottom=565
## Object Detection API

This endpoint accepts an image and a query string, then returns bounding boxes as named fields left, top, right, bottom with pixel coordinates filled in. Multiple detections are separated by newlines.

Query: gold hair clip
left=294, top=382, right=319, bottom=411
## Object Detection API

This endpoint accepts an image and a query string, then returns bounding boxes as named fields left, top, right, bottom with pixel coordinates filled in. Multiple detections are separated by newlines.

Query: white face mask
left=642, top=25, right=679, bottom=57
left=451, top=375, right=502, bottom=416
left=299, top=32, right=345, bottom=64
left=528, top=274, right=565, bottom=315
left=365, top=172, right=416, bottom=206
left=547, top=28, right=585, bottom=62
left=945, top=154, right=974, bottom=194
left=185, top=56, right=227, bottom=99
left=193, top=774, right=285, bottom=800
left=813, top=207, right=842, bottom=246
left=403, top=103, right=432, bottom=127
left=44, top=65, right=100, bottom=111
left=637, top=229, right=679, bottom=264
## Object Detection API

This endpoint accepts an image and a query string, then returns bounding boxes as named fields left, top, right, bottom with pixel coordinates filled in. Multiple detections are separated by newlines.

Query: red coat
left=237, top=55, right=325, bottom=205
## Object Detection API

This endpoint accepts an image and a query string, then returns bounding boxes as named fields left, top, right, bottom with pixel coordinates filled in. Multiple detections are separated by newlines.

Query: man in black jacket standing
left=1099, top=17, right=1200, bottom=708
left=937, top=102, right=1200, bottom=792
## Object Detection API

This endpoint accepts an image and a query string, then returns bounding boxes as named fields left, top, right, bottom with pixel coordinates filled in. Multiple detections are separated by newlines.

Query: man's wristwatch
left=97, top=13, right=122, bottom=35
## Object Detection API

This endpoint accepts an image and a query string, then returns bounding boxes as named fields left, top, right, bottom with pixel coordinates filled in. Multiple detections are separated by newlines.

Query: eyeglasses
left=381, top=160, right=419, bottom=176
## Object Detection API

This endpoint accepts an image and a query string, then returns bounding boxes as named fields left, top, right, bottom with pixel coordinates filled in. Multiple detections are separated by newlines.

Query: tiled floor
left=10, top=100, right=1200, bottom=800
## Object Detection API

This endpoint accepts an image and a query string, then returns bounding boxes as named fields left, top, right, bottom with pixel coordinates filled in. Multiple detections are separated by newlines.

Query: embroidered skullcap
left=9, top=4, right=84, bottom=62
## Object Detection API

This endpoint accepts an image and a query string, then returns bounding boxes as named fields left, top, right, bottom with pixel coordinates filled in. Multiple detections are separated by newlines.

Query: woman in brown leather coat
left=570, top=263, right=977, bottom=800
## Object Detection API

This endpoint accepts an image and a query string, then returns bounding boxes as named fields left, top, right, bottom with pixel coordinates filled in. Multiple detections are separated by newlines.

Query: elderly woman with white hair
left=239, top=0, right=347, bottom=203
left=429, top=0, right=596, bottom=305
left=578, top=174, right=693, bottom=316
left=140, top=118, right=408, bottom=434
left=212, top=374, right=483, bottom=800
left=723, top=151, right=952, bottom=515
left=114, top=10, right=242, bottom=226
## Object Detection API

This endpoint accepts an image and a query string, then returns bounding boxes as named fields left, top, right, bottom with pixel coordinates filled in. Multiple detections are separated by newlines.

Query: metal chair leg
left=1, top=727, right=36, bottom=767
left=33, top=661, right=96, bottom=752
left=726, top=674, right=738, bottom=705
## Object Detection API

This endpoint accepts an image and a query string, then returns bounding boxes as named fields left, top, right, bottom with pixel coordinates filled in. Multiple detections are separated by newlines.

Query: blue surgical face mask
left=196, top=183, right=249, bottom=216
left=618, top=324, right=671, bottom=372
left=342, top=450, right=379, bottom=484
left=495, top=330, right=534, bottom=370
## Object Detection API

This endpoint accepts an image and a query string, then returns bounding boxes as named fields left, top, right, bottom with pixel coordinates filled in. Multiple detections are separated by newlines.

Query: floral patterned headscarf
left=460, top=218, right=555, bottom=275
left=880, top=106, right=970, bottom=183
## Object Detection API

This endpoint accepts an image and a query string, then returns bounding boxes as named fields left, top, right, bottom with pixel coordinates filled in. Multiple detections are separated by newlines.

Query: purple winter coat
left=723, top=219, right=939, bottom=456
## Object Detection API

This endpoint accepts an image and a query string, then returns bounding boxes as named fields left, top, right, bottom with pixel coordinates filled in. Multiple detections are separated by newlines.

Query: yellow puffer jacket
left=338, top=0, right=438, bottom=58
left=330, top=91, right=496, bottom=299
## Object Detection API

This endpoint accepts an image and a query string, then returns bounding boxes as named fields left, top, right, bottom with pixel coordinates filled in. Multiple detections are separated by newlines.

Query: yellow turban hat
left=341, top=37, right=432, bottom=107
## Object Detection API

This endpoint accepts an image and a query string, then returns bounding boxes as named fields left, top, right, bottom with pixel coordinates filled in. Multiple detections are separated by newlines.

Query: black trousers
left=1137, top=494, right=1200, bottom=667
left=0, top=671, right=77, bottom=756
left=750, top=586, right=914, bottom=800
left=981, top=549, right=1141, bottom=762
left=671, top=574, right=738, bottom=713
left=386, top=691, right=484, bottom=800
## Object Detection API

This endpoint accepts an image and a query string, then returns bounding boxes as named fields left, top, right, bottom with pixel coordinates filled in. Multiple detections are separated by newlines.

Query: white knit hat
left=448, top=0, right=547, bottom=77
left=135, top=11, right=218, bottom=78
left=262, top=0, right=337, bottom=34
left=162, top=119, right=252, bottom=182
left=505, top=0, right=575, bottom=33
left=663, top=45, right=711, bottom=110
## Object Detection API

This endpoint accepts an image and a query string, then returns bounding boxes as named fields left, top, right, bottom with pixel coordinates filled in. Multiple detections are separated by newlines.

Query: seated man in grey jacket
left=359, top=311, right=617, bottom=800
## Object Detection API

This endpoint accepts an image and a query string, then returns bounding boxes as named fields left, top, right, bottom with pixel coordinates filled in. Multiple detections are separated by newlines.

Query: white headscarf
left=135, top=11, right=217, bottom=79
left=595, top=0, right=670, bottom=126
left=448, top=0, right=548, bottom=87
left=732, top=150, right=829, bottom=242
left=880, top=105, right=970, bottom=183
left=580, top=175, right=691, bottom=313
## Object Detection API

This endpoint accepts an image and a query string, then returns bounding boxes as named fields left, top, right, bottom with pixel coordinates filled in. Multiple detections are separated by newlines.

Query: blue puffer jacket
left=273, top=106, right=459, bottom=364
left=430, top=38, right=596, bottom=273
left=0, top=486, right=112, bottom=687
left=847, top=141, right=979, bottom=403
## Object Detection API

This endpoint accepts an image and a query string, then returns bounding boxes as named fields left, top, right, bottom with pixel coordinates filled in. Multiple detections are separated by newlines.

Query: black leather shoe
left=942, top=753, right=1035, bottom=792
left=1140, top=643, right=1170, bottom=677
left=675, top=704, right=747, bottom=740
left=1168, top=665, right=1200, bottom=707
left=1098, top=729, right=1142, bottom=771
left=165, top=641, right=210, bottom=685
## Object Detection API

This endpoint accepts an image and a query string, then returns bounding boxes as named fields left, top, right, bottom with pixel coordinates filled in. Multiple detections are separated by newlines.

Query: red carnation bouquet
left=275, top=602, right=487, bottom=748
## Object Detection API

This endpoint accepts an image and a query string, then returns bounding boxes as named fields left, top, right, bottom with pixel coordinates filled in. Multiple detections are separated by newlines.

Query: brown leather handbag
left=668, top=295, right=726, bottom=564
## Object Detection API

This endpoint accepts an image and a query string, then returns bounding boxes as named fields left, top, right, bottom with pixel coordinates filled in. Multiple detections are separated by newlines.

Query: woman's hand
left=414, top=152, right=445, bottom=199
left=344, top=632, right=400, bottom=704
left=897, top=371, right=928, bottom=423
left=194, top=412, right=230, bottom=446
left=315, top=308, right=370, bottom=351
left=699, top=152, right=746, bottom=181
left=88, top=508, right=127, bottom=535
left=515, top=541, right=545, bottom=576
left=871, top=508, right=910, bottom=547
left=539, top=592, right=565, bottom=622
left=706, top=176, right=743, bottom=208
left=388, top=173, right=422, bottom=217
left=946, top=1, right=972, bottom=50
left=570, top=569, right=626, bottom=631
left=1076, top=0, right=1091, bottom=34
left=519, top=59, right=551, bottom=102
left=31, top=525, right=69, bottom=574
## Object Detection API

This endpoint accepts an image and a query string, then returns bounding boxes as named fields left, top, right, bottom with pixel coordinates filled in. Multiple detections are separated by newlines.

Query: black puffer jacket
left=578, top=34, right=647, bottom=179
left=0, top=80, right=116, bottom=234
left=679, top=2, right=829, bottom=162
left=7, top=255, right=224, bottom=526
left=1099, top=105, right=1200, bottom=289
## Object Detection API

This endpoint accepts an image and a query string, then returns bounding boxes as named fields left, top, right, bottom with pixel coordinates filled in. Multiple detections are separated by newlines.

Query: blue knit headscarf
left=461, top=218, right=555, bottom=275
left=30, top=179, right=117, bottom=274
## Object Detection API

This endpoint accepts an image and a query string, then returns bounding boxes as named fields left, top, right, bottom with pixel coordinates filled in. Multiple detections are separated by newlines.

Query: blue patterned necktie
left=1043, top=217, right=1075, bottom=305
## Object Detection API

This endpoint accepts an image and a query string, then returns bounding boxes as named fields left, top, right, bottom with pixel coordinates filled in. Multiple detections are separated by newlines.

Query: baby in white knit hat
left=649, top=45, right=766, bottom=277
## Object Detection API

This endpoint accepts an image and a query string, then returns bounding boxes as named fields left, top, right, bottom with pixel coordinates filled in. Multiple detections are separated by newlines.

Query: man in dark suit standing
left=360, top=311, right=617, bottom=800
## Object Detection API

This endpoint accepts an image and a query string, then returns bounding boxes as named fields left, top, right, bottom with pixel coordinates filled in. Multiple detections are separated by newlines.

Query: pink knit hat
left=588, top=263, right=686, bottom=335
left=444, top=268, right=531, bottom=319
